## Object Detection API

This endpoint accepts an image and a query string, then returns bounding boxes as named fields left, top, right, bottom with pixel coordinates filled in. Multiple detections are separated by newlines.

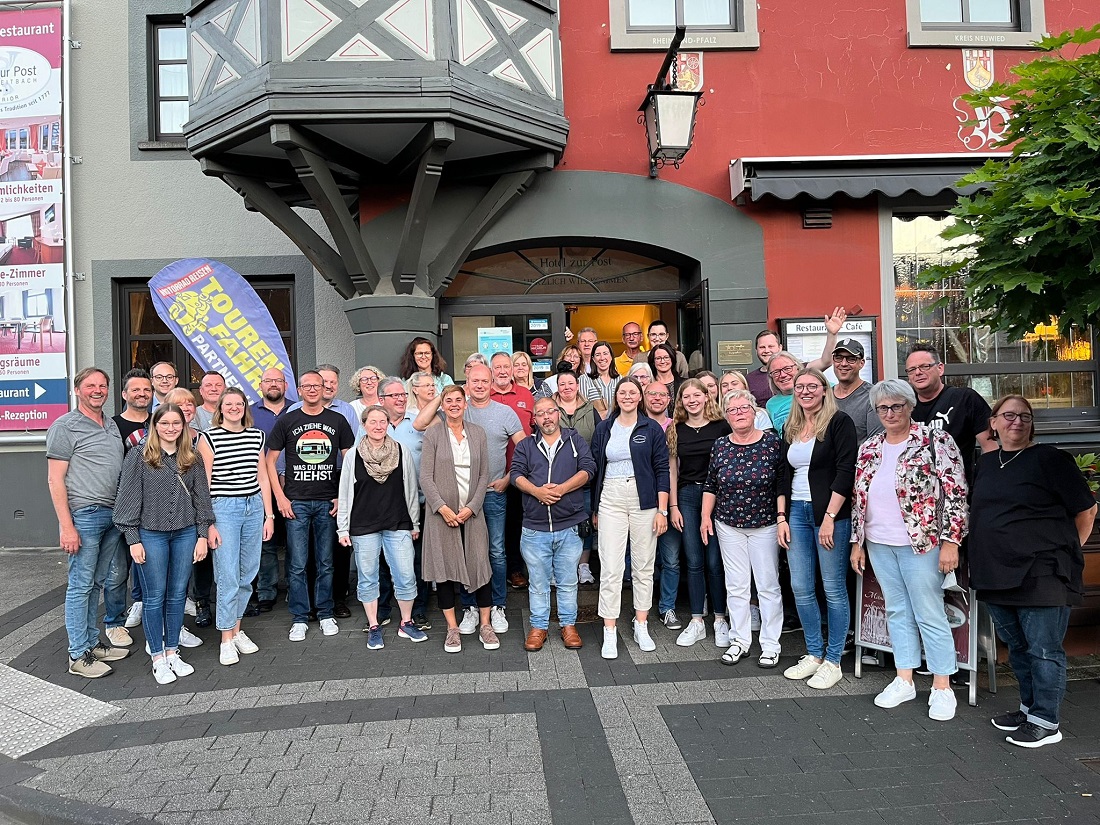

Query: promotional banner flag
left=149, top=259, right=298, bottom=403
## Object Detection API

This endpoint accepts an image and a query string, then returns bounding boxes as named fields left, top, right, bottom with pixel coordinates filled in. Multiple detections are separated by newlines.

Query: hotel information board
left=781, top=318, right=878, bottom=384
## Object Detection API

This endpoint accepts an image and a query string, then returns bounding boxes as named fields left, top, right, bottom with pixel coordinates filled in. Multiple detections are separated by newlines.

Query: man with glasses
left=831, top=339, right=883, bottom=443
left=252, top=368, right=290, bottom=612
left=616, top=322, right=646, bottom=377
left=266, top=370, right=355, bottom=642
left=577, top=327, right=598, bottom=379
left=149, top=361, right=178, bottom=409
left=635, top=320, right=688, bottom=378
left=905, top=343, right=995, bottom=480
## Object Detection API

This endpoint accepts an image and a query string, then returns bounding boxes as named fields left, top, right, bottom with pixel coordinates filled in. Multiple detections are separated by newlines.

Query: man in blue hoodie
left=511, top=396, right=597, bottom=652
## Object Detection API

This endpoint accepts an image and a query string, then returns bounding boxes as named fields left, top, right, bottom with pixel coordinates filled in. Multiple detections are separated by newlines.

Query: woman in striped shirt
left=198, top=388, right=274, bottom=667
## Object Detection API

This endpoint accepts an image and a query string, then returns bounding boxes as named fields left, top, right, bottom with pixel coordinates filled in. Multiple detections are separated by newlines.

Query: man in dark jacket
left=511, top=397, right=597, bottom=651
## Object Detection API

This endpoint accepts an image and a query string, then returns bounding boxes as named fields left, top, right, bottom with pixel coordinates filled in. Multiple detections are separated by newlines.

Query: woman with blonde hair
left=163, top=388, right=200, bottom=443
left=661, top=379, right=731, bottom=644
left=114, top=403, right=216, bottom=685
left=764, top=351, right=804, bottom=432
left=721, top=370, right=775, bottom=431
left=540, top=344, right=584, bottom=398
left=511, top=351, right=545, bottom=396
left=777, top=368, right=857, bottom=690
left=350, top=366, right=386, bottom=418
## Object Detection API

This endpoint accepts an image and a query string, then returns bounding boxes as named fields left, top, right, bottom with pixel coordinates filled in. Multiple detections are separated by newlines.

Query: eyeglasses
left=359, top=375, right=379, bottom=383
left=534, top=408, right=559, bottom=418
left=769, top=365, right=796, bottom=378
left=261, top=378, right=286, bottom=385
left=997, top=411, right=1034, bottom=423
left=414, top=351, right=433, bottom=358
left=379, top=392, right=408, bottom=399
left=833, top=354, right=862, bottom=364
left=299, top=383, right=323, bottom=391
left=875, top=403, right=907, bottom=415
left=905, top=362, right=939, bottom=375
left=151, top=373, right=177, bottom=381
left=794, top=384, right=822, bottom=394
left=725, top=405, right=753, bottom=415
left=645, top=391, right=669, bottom=399
left=623, top=331, right=642, bottom=339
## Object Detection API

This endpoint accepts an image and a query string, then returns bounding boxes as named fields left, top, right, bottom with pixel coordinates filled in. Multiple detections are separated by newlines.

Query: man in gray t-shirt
left=830, top=339, right=883, bottom=445
left=46, top=367, right=131, bottom=678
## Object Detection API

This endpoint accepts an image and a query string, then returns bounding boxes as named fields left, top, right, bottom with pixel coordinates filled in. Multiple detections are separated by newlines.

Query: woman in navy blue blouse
left=701, top=389, right=788, bottom=668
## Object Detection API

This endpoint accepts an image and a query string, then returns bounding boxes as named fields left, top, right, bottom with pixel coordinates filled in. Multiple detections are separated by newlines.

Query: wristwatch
left=658, top=509, right=669, bottom=516
left=825, top=511, right=837, bottom=520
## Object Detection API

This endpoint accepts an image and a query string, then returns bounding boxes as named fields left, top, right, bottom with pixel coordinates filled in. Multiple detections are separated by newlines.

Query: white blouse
left=448, top=426, right=471, bottom=508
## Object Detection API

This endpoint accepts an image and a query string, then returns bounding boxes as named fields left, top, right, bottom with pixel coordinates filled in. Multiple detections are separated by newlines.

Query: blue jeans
left=463, top=489, right=506, bottom=609
left=352, top=530, right=417, bottom=603
left=657, top=525, right=681, bottom=614
left=134, top=526, right=197, bottom=655
left=102, top=538, right=129, bottom=628
left=867, top=541, right=957, bottom=675
left=521, top=525, right=583, bottom=629
left=65, top=505, right=125, bottom=659
left=285, top=499, right=336, bottom=623
left=787, top=499, right=850, bottom=664
left=212, top=494, right=264, bottom=631
left=986, top=603, right=1071, bottom=730
left=679, top=483, right=725, bottom=617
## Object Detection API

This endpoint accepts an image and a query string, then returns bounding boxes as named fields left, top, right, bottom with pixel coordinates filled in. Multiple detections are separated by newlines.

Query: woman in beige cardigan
left=420, top=384, right=495, bottom=653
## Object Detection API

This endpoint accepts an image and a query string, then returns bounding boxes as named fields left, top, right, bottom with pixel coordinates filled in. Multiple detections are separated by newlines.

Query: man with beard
left=252, top=369, right=289, bottom=612
left=830, top=340, right=882, bottom=443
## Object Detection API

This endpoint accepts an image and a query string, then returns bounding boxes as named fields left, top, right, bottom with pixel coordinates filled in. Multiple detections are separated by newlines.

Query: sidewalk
left=0, top=546, right=1098, bottom=825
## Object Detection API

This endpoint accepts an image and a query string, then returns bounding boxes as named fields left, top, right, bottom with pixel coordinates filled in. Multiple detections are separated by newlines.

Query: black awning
left=731, top=154, right=1005, bottom=202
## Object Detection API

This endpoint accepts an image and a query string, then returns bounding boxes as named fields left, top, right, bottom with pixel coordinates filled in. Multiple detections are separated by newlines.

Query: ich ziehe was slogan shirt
left=267, top=406, right=354, bottom=501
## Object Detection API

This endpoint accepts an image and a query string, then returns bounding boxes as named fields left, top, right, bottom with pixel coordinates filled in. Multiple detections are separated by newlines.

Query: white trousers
left=597, top=477, right=657, bottom=620
left=716, top=520, right=782, bottom=655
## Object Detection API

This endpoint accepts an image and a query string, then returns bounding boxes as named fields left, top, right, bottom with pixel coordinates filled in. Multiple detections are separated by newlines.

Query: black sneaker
left=991, top=710, right=1028, bottom=731
left=379, top=615, right=392, bottom=626
left=412, top=613, right=432, bottom=631
left=781, top=616, right=801, bottom=634
left=334, top=602, right=352, bottom=619
left=843, top=631, right=854, bottom=655
left=243, top=599, right=261, bottom=618
left=195, top=600, right=212, bottom=628
left=1006, top=722, right=1062, bottom=749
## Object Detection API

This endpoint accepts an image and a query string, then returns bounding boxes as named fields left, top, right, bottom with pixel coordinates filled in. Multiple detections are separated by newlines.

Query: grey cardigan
left=336, top=437, right=420, bottom=539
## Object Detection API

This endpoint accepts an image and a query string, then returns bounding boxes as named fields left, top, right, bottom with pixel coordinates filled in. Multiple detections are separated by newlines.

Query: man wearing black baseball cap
left=831, top=339, right=882, bottom=443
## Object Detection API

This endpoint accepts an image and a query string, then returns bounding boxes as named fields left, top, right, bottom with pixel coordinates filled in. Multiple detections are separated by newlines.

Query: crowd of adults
left=48, top=318, right=1095, bottom=748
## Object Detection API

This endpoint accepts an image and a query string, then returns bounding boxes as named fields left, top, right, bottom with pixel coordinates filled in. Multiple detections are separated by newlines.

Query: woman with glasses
left=720, top=370, right=774, bottom=431
left=695, top=371, right=720, bottom=404
left=850, top=379, right=969, bottom=721
left=197, top=388, right=273, bottom=666
left=540, top=345, right=584, bottom=398
left=648, top=343, right=681, bottom=415
left=701, top=389, right=787, bottom=667
left=764, top=352, right=803, bottom=433
left=969, top=396, right=1096, bottom=748
left=350, top=366, right=386, bottom=418
left=399, top=337, right=454, bottom=394
left=777, top=368, right=857, bottom=690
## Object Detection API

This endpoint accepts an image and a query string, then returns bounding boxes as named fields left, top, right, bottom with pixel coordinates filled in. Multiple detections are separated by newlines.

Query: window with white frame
left=151, top=21, right=189, bottom=140
left=610, top=0, right=758, bottom=50
left=905, top=0, right=1045, bottom=47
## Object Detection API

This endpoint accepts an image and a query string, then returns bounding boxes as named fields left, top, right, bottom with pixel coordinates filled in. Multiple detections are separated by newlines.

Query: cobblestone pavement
left=1, top=547, right=1098, bottom=824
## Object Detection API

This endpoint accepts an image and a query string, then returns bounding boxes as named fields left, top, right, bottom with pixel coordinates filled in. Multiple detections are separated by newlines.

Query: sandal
left=720, top=643, right=745, bottom=666
left=758, top=651, right=780, bottom=669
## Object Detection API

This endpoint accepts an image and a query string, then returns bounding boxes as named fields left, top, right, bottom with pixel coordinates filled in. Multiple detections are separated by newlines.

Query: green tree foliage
left=920, top=26, right=1100, bottom=340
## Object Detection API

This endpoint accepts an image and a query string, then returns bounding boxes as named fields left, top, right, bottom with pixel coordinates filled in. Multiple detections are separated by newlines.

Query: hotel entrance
left=439, top=244, right=708, bottom=378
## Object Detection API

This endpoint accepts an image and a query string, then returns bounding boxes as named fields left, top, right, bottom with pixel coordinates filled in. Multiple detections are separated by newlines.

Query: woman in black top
left=970, top=395, right=1096, bottom=749
left=337, top=406, right=426, bottom=650
left=664, top=379, right=732, bottom=647
left=648, top=343, right=681, bottom=415
left=777, top=368, right=857, bottom=691
left=114, top=403, right=215, bottom=686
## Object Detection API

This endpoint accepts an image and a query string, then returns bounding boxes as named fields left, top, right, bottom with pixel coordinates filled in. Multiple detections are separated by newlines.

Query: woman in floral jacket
left=850, top=378, right=969, bottom=723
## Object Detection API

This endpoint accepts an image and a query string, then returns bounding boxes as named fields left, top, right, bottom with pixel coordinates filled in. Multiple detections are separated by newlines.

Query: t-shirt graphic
left=268, top=407, right=354, bottom=501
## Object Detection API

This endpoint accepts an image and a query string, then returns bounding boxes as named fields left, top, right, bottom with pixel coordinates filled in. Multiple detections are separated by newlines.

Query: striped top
left=200, top=427, right=266, bottom=497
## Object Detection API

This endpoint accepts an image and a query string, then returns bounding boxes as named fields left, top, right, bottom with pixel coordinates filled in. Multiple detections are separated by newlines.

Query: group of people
left=48, top=322, right=1094, bottom=750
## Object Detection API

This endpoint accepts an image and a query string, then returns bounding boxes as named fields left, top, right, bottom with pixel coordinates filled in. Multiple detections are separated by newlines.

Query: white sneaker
left=219, top=641, right=240, bottom=666
left=289, top=622, right=308, bottom=642
left=874, top=676, right=917, bottom=709
left=713, top=618, right=731, bottom=648
left=178, top=626, right=203, bottom=648
left=578, top=563, right=595, bottom=584
left=749, top=604, right=761, bottom=632
left=601, top=627, right=618, bottom=659
left=458, top=606, right=479, bottom=635
left=676, top=620, right=707, bottom=647
left=152, top=658, right=176, bottom=685
left=320, top=617, right=339, bottom=636
left=784, top=654, right=823, bottom=681
left=166, top=653, right=194, bottom=677
left=928, top=688, right=957, bottom=721
left=490, top=606, right=509, bottom=634
left=124, top=601, right=143, bottom=629
left=633, top=619, right=656, bottom=652
left=184, top=597, right=197, bottom=617
left=807, top=660, right=843, bottom=690
left=233, top=631, right=259, bottom=654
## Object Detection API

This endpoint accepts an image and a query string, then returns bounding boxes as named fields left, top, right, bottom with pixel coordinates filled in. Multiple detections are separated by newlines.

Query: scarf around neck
left=358, top=434, right=399, bottom=484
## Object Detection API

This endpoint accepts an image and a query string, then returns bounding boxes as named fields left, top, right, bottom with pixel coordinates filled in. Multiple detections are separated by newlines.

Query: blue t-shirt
left=766, top=393, right=794, bottom=434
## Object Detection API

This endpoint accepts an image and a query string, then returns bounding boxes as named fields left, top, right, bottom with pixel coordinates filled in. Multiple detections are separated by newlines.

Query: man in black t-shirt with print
left=905, top=343, right=996, bottom=481
left=266, top=370, right=354, bottom=644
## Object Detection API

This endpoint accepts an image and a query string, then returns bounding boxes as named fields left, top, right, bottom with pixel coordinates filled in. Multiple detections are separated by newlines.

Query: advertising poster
left=856, top=566, right=976, bottom=671
left=0, top=7, right=68, bottom=431
left=148, top=259, right=298, bottom=404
